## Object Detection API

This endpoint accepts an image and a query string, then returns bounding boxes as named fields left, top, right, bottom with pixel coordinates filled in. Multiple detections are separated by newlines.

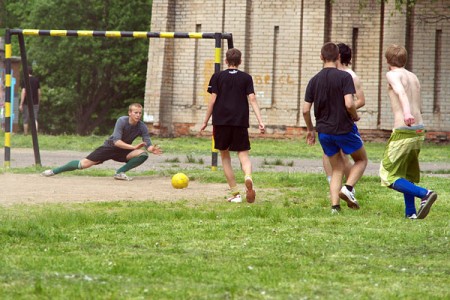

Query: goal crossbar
left=3, top=28, right=234, bottom=169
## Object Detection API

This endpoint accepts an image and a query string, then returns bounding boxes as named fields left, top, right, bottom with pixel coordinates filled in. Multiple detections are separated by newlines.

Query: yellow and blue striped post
left=211, top=33, right=223, bottom=171
left=4, top=29, right=12, bottom=168
left=210, top=33, right=234, bottom=171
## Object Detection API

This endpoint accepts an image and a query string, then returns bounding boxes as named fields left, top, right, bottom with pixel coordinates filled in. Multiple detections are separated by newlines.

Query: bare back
left=386, top=67, right=423, bottom=128
left=344, top=67, right=365, bottom=109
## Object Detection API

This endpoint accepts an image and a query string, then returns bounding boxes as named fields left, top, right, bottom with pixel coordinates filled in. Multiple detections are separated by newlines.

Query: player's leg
left=342, top=152, right=353, bottom=180
left=112, top=149, right=148, bottom=181
left=403, top=193, right=417, bottom=219
left=34, top=105, right=39, bottom=133
left=42, top=158, right=99, bottom=177
left=390, top=178, right=437, bottom=219
left=324, top=151, right=351, bottom=184
left=221, top=149, right=240, bottom=202
left=22, top=106, right=29, bottom=135
left=214, top=125, right=242, bottom=202
left=116, top=149, right=148, bottom=173
left=231, top=127, right=255, bottom=203
left=336, top=146, right=366, bottom=209
left=322, top=154, right=332, bottom=184
left=237, top=150, right=255, bottom=203
left=318, top=132, right=347, bottom=212
left=346, top=146, right=367, bottom=188
left=338, top=129, right=367, bottom=207
left=328, top=152, right=345, bottom=209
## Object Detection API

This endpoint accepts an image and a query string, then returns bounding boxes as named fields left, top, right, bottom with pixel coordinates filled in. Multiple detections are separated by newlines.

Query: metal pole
left=4, top=29, right=12, bottom=168
left=17, top=33, right=41, bottom=166
left=211, top=33, right=222, bottom=171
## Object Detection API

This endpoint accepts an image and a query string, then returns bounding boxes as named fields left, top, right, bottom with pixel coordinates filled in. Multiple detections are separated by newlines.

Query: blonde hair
left=128, top=103, right=143, bottom=112
left=385, top=44, right=407, bottom=67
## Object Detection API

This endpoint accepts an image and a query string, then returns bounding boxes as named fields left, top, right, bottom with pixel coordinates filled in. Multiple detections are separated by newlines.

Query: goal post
left=3, top=28, right=234, bottom=169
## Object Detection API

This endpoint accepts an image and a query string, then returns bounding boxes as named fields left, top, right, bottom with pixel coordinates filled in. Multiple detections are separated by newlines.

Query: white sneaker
left=339, top=186, right=360, bottom=209
left=406, top=214, right=418, bottom=220
left=114, top=172, right=133, bottom=181
left=417, top=191, right=438, bottom=219
left=227, top=194, right=242, bottom=203
left=42, top=169, right=55, bottom=177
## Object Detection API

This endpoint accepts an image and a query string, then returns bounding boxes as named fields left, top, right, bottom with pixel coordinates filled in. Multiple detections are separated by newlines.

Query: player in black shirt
left=201, top=48, right=265, bottom=203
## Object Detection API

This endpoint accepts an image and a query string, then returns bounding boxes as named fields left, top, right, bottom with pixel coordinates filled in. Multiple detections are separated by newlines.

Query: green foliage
left=4, top=0, right=153, bottom=135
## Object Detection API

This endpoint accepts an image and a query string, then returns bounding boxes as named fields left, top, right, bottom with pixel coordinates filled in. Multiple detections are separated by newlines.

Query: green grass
left=0, top=175, right=449, bottom=299
left=0, top=134, right=449, bottom=299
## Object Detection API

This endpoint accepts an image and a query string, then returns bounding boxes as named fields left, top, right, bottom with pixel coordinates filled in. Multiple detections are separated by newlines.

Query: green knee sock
left=53, top=160, right=81, bottom=174
left=116, top=153, right=148, bottom=174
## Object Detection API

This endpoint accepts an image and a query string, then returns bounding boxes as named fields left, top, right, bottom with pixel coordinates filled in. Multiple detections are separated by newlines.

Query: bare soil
left=1, top=148, right=448, bottom=206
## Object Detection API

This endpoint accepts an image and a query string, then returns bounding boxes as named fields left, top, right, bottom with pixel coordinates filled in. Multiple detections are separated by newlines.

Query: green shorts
left=379, top=127, right=425, bottom=186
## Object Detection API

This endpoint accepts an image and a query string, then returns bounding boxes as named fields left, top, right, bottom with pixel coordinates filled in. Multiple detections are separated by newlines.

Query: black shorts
left=86, top=146, right=133, bottom=163
left=213, top=125, right=250, bottom=152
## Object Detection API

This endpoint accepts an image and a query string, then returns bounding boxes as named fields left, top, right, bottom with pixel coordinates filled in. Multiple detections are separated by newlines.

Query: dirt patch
left=1, top=148, right=448, bottom=206
left=1, top=173, right=228, bottom=206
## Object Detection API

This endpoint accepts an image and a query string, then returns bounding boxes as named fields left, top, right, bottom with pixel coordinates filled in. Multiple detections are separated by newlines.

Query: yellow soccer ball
left=171, top=173, right=189, bottom=189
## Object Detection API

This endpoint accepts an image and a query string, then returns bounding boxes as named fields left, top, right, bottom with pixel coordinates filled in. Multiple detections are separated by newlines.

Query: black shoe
left=417, top=191, right=438, bottom=219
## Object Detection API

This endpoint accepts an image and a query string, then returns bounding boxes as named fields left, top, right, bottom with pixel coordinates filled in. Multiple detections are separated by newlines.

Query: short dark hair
left=337, top=43, right=352, bottom=66
left=28, top=66, right=33, bottom=75
left=226, top=48, right=242, bottom=67
left=321, top=42, right=339, bottom=62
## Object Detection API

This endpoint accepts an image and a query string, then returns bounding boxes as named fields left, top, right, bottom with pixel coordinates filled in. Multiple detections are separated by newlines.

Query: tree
left=4, top=0, right=153, bottom=135
left=358, top=0, right=450, bottom=23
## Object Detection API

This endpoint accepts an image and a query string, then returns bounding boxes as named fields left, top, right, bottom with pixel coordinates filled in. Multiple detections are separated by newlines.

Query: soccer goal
left=3, top=28, right=234, bottom=169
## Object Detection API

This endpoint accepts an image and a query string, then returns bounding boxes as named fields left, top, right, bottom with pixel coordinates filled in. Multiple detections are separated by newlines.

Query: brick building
left=144, top=0, right=450, bottom=142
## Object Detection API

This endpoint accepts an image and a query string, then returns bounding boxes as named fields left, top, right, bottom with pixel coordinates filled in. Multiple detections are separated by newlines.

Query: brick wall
left=145, top=0, right=450, bottom=141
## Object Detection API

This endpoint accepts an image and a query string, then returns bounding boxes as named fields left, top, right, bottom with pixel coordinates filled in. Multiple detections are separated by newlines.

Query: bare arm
left=19, top=88, right=26, bottom=112
left=386, top=71, right=415, bottom=126
left=353, top=76, right=365, bottom=109
left=114, top=140, right=145, bottom=150
left=248, top=93, right=265, bottom=133
left=200, top=93, right=217, bottom=131
left=344, top=94, right=359, bottom=121
left=113, top=140, right=162, bottom=154
left=302, top=101, right=315, bottom=145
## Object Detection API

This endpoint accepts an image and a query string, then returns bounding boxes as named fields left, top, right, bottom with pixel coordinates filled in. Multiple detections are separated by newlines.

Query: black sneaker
left=417, top=191, right=438, bottom=219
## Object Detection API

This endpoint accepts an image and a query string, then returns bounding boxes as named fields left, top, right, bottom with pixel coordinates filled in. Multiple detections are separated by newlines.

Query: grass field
left=0, top=134, right=449, bottom=299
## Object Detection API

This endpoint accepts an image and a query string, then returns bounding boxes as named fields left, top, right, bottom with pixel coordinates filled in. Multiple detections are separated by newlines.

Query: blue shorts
left=318, top=124, right=363, bottom=157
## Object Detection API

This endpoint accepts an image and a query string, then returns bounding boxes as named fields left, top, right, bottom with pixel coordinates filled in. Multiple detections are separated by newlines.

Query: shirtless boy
left=379, top=44, right=438, bottom=219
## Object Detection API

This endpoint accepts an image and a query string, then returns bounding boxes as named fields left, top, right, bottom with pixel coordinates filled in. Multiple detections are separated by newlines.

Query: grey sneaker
left=42, top=169, right=55, bottom=177
left=331, top=208, right=340, bottom=215
left=331, top=205, right=341, bottom=214
left=417, top=191, right=437, bottom=219
left=114, top=172, right=133, bottom=181
left=339, top=186, right=360, bottom=209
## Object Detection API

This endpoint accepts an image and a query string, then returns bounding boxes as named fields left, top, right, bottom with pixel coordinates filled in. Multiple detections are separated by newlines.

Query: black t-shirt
left=21, top=76, right=40, bottom=105
left=207, top=69, right=255, bottom=127
left=305, top=68, right=356, bottom=134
